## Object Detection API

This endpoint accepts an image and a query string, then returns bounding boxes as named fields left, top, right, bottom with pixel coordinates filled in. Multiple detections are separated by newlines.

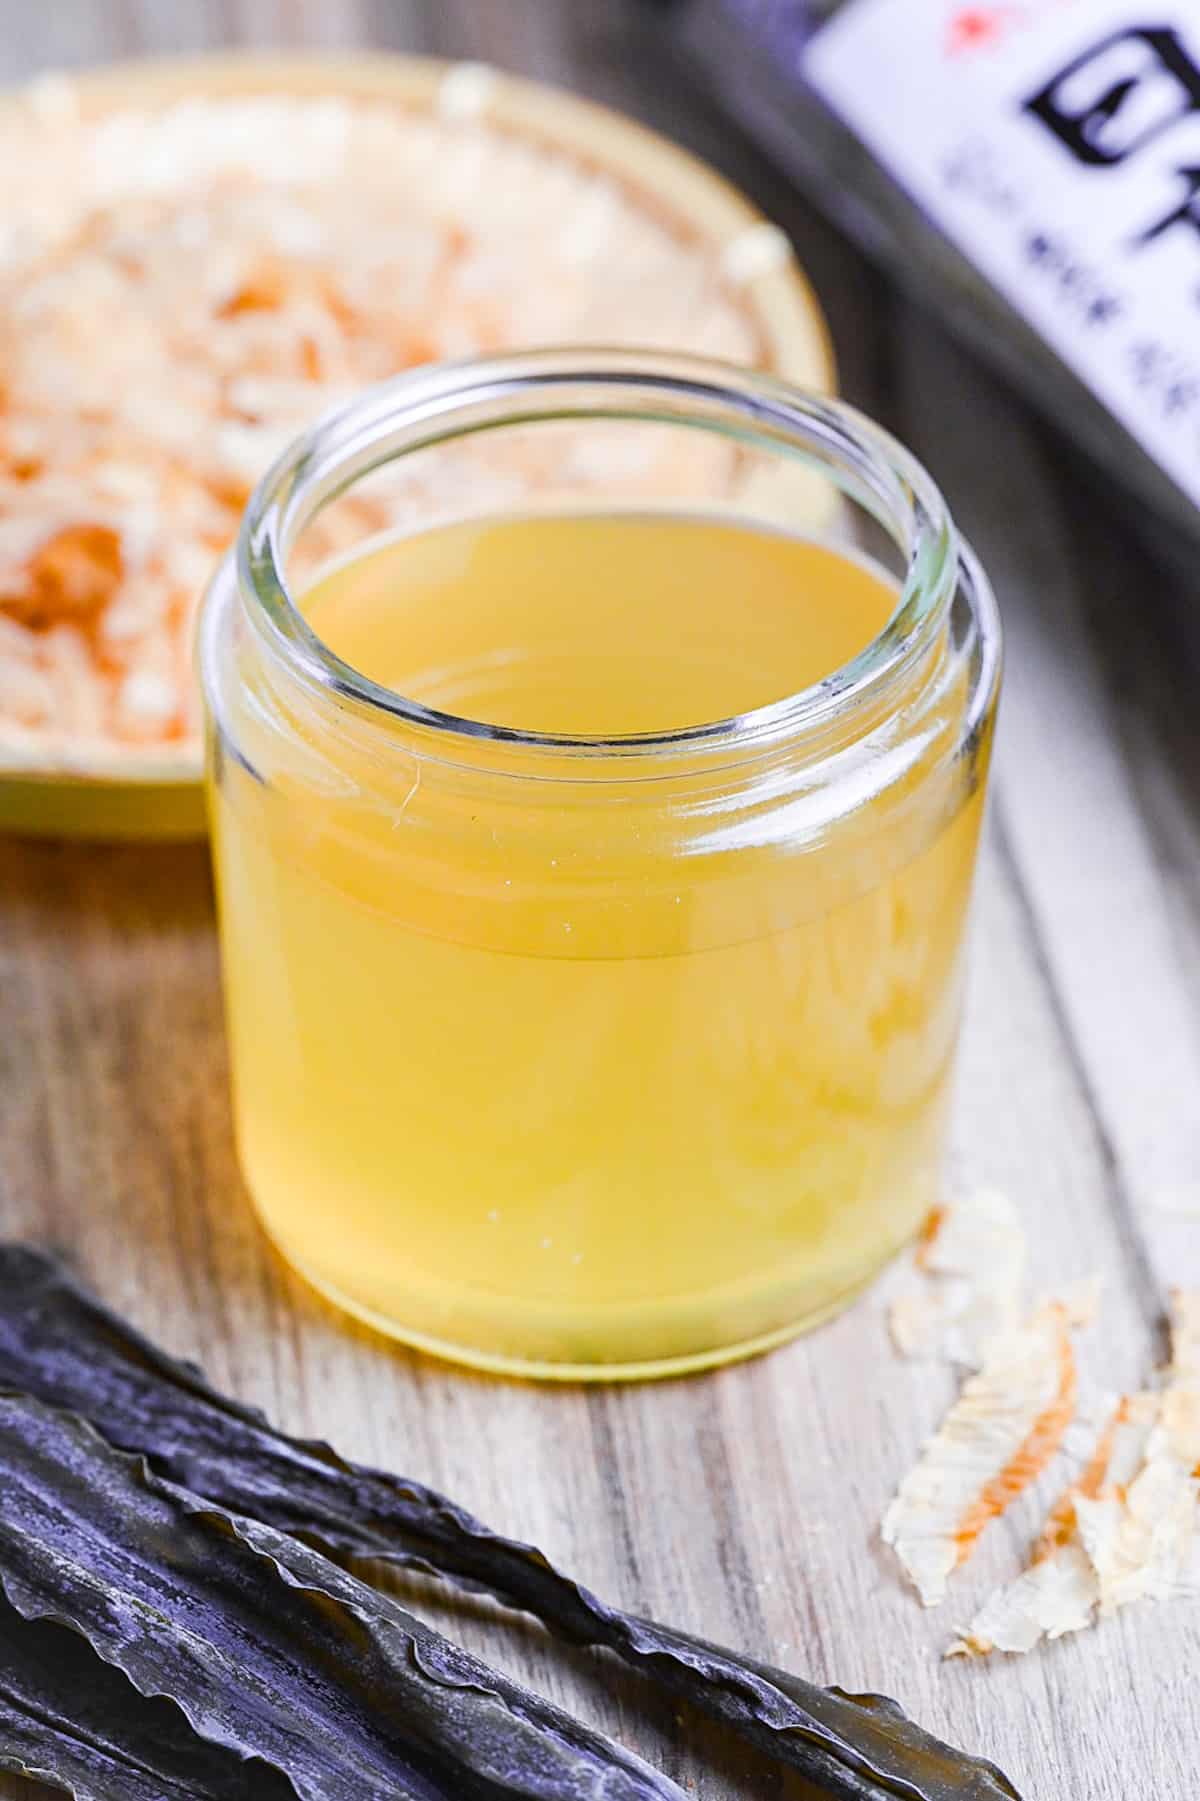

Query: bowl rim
left=0, top=47, right=835, bottom=793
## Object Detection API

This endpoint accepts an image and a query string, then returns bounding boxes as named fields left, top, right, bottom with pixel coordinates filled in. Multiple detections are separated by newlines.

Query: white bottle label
left=807, top=1, right=1200, bottom=512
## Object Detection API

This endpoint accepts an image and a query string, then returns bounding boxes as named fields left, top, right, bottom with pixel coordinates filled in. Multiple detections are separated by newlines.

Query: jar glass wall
left=199, top=351, right=1001, bottom=1380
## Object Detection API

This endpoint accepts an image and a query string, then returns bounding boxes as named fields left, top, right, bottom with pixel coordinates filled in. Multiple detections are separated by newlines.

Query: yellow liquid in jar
left=211, top=512, right=986, bottom=1377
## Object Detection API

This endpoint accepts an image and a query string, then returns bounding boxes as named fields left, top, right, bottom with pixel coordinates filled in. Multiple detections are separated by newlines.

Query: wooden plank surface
left=2, top=3, right=1199, bottom=1796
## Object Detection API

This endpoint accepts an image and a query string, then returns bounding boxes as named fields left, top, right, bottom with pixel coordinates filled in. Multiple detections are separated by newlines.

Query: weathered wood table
left=2, top=4, right=1198, bottom=1796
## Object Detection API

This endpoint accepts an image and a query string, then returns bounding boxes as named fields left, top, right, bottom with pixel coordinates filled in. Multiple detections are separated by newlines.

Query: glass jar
left=199, top=350, right=1000, bottom=1381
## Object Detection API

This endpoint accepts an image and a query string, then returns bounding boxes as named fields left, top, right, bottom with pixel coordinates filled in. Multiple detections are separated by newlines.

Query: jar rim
left=232, top=348, right=987, bottom=765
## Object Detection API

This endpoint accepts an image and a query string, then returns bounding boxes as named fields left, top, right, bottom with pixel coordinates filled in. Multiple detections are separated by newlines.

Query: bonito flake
left=949, top=1291, right=1200, bottom=1656
left=888, top=1190, right=1028, bottom=1368
left=0, top=82, right=761, bottom=758
left=883, top=1300, right=1078, bottom=1607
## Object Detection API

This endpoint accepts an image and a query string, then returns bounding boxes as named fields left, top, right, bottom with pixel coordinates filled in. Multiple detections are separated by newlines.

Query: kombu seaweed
left=0, top=1247, right=1021, bottom=1798
left=0, top=1246, right=1021, bottom=1800
left=0, top=1389, right=691, bottom=1801
left=0, top=1593, right=295, bottom=1801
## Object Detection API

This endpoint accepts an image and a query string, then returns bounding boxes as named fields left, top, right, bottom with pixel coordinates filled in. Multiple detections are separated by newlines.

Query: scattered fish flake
left=888, top=1190, right=1028, bottom=1368
left=883, top=1300, right=1077, bottom=1606
left=1149, top=1184, right=1200, bottom=1219
left=950, top=1291, right=1200, bottom=1656
left=1053, top=1272, right=1104, bottom=1332
left=947, top=1542, right=1098, bottom=1657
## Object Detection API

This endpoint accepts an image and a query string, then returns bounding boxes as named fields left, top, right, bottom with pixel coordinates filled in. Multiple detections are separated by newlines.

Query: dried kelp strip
left=0, top=1392, right=690, bottom=1801
left=0, top=1247, right=1021, bottom=1800
left=0, top=1593, right=294, bottom=1801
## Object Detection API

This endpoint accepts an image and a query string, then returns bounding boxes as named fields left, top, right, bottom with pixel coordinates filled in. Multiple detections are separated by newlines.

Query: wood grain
left=2, top=3, right=1199, bottom=1798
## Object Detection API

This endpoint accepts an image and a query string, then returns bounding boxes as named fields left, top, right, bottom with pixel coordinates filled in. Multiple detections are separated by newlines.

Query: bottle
left=674, top=0, right=1200, bottom=545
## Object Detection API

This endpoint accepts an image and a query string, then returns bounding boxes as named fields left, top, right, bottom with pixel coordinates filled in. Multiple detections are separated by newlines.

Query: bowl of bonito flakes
left=0, top=52, right=831, bottom=837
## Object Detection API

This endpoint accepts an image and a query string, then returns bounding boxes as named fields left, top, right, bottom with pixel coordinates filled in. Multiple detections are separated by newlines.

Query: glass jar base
left=260, top=1218, right=899, bottom=1383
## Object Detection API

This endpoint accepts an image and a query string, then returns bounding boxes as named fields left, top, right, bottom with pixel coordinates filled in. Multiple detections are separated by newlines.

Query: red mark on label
left=946, top=6, right=1024, bottom=56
